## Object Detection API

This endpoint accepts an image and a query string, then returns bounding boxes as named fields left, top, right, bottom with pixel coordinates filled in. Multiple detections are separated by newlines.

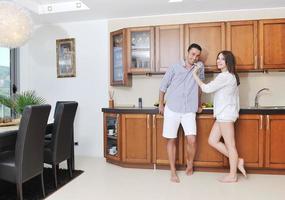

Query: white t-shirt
left=200, top=71, right=240, bottom=118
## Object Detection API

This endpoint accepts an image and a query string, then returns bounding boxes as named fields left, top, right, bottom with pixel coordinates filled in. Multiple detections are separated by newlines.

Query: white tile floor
left=46, top=156, right=285, bottom=200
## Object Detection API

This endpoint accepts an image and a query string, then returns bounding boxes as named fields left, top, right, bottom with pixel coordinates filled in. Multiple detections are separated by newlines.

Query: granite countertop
left=102, top=106, right=285, bottom=115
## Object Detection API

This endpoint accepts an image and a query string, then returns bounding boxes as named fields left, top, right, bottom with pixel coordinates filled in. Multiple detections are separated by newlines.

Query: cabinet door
left=226, top=21, right=258, bottom=71
left=185, top=22, right=225, bottom=72
left=110, top=29, right=131, bottom=86
left=104, top=113, right=121, bottom=161
left=259, top=19, right=285, bottom=69
left=265, top=115, right=285, bottom=169
left=127, top=27, right=155, bottom=74
left=193, top=115, right=224, bottom=167
left=235, top=115, right=264, bottom=168
left=152, top=115, right=183, bottom=165
left=121, top=114, right=152, bottom=164
left=155, top=25, right=184, bottom=73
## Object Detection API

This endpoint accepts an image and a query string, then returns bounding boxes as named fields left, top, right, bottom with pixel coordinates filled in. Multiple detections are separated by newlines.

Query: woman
left=192, top=50, right=246, bottom=183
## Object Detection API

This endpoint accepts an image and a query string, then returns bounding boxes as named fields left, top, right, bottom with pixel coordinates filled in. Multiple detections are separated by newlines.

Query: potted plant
left=0, top=90, right=46, bottom=117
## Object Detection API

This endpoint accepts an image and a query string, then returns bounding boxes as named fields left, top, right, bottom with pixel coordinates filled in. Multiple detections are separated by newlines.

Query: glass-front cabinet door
left=110, top=29, right=131, bottom=86
left=127, top=27, right=154, bottom=74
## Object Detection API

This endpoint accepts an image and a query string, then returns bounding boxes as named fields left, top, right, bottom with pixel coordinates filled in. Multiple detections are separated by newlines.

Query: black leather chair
left=0, top=105, right=51, bottom=200
left=44, top=102, right=78, bottom=188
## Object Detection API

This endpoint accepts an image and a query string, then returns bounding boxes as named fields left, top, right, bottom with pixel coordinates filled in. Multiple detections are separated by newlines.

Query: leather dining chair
left=44, top=102, right=78, bottom=188
left=0, top=104, right=51, bottom=200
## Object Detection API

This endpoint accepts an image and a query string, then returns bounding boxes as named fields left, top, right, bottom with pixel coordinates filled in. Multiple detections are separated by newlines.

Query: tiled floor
left=46, top=156, right=285, bottom=200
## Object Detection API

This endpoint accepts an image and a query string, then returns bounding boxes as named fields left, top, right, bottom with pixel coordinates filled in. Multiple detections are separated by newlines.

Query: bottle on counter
left=138, top=97, right=142, bottom=108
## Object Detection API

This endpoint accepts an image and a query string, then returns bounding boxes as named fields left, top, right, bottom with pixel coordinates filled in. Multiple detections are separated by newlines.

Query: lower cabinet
left=265, top=115, right=285, bottom=169
left=121, top=114, right=152, bottom=164
left=193, top=114, right=224, bottom=167
left=152, top=115, right=183, bottom=165
left=235, top=114, right=264, bottom=168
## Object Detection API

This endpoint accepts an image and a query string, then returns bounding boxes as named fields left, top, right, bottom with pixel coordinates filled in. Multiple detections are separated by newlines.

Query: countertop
left=102, top=106, right=285, bottom=115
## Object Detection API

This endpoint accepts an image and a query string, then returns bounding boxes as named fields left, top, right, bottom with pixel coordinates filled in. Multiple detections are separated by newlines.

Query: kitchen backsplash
left=111, top=72, right=285, bottom=108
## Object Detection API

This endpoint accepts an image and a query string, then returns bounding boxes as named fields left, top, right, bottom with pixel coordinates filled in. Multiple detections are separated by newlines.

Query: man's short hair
left=187, top=43, right=202, bottom=52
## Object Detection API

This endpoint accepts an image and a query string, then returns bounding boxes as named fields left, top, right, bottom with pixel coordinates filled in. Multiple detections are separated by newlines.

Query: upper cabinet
left=185, top=22, right=225, bottom=72
left=127, top=27, right=155, bottom=74
left=110, top=29, right=131, bottom=86
left=155, top=25, right=184, bottom=73
left=259, top=19, right=285, bottom=69
left=226, top=21, right=258, bottom=71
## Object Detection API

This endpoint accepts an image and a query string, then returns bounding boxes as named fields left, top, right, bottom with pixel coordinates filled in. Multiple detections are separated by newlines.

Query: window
left=0, top=47, right=18, bottom=118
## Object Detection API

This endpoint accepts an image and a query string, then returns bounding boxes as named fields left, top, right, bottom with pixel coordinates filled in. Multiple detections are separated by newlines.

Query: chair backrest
left=51, top=102, right=78, bottom=163
left=15, top=104, right=51, bottom=182
left=53, top=101, right=77, bottom=119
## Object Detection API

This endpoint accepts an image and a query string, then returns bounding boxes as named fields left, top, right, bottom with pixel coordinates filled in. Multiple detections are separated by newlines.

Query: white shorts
left=216, top=106, right=238, bottom=123
left=163, top=106, right=196, bottom=139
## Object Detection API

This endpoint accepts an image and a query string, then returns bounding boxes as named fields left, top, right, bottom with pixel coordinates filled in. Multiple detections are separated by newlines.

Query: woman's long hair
left=217, top=50, right=240, bottom=86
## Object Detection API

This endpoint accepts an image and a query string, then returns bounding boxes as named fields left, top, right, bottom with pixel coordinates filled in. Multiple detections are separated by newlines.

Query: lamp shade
left=0, top=1, right=33, bottom=48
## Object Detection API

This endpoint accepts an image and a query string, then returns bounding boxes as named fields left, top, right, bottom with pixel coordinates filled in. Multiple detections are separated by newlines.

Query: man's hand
left=159, top=103, right=164, bottom=115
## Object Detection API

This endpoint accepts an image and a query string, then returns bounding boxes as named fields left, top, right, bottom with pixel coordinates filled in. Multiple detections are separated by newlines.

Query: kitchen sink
left=246, top=106, right=285, bottom=109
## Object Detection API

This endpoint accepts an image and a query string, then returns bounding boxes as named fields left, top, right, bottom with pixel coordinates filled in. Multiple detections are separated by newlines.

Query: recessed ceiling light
left=168, top=0, right=183, bottom=3
left=38, top=1, right=89, bottom=14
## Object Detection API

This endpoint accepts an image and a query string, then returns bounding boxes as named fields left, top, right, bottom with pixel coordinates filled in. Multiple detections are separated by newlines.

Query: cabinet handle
left=266, top=115, right=270, bottom=130
left=259, top=115, right=263, bottom=130
left=147, top=115, right=150, bottom=129
left=152, top=115, right=156, bottom=129
left=254, top=55, right=258, bottom=69
left=260, top=55, right=263, bottom=69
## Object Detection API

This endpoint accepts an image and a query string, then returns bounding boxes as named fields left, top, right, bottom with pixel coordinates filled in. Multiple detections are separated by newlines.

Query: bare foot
left=238, top=158, right=247, bottom=178
left=218, top=174, right=237, bottom=183
left=185, top=161, right=193, bottom=176
left=170, top=172, right=180, bottom=183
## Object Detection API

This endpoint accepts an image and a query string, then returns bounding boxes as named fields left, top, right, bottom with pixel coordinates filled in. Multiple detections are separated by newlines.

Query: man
left=159, top=43, right=205, bottom=183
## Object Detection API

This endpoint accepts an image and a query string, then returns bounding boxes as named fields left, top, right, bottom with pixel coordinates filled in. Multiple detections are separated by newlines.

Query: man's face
left=186, top=48, right=201, bottom=65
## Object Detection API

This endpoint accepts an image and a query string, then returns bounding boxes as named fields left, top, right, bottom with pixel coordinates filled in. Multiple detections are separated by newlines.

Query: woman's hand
left=192, top=65, right=200, bottom=75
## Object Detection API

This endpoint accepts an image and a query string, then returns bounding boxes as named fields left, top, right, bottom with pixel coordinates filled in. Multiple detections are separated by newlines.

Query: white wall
left=109, top=7, right=285, bottom=108
left=20, top=20, right=109, bottom=157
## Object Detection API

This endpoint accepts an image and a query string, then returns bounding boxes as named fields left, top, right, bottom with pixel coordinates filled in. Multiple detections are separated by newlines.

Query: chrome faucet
left=254, top=88, right=270, bottom=107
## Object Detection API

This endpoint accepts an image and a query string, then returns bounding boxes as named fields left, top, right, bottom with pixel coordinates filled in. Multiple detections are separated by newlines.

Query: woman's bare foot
left=238, top=158, right=247, bottom=178
left=170, top=171, right=180, bottom=183
left=185, top=161, right=193, bottom=176
left=218, top=174, right=237, bottom=183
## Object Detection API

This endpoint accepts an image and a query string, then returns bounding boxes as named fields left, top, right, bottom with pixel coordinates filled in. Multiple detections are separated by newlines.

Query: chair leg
left=40, top=172, right=46, bottom=197
left=67, top=159, right=73, bottom=178
left=52, top=164, right=58, bottom=188
left=16, top=182, right=23, bottom=200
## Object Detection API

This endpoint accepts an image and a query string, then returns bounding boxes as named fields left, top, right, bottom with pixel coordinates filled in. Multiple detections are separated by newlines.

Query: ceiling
left=14, top=0, right=285, bottom=24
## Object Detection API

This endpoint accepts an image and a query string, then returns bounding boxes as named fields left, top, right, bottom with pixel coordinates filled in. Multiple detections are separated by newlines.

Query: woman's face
left=217, top=53, right=227, bottom=70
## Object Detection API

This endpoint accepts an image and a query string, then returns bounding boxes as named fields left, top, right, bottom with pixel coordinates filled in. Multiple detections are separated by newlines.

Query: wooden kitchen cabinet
left=127, top=27, right=155, bottom=74
left=155, top=25, right=184, bottom=73
left=121, top=114, right=152, bottom=164
left=110, top=29, right=131, bottom=86
left=152, top=115, right=184, bottom=165
left=185, top=22, right=225, bottom=72
left=104, top=113, right=121, bottom=161
left=226, top=21, right=258, bottom=71
left=235, top=115, right=264, bottom=168
left=192, top=114, right=224, bottom=167
left=259, top=19, right=285, bottom=69
left=265, top=115, right=285, bottom=169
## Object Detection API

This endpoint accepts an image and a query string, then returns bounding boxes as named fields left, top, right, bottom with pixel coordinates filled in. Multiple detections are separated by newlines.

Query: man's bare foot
left=238, top=158, right=247, bottom=178
left=218, top=174, right=237, bottom=183
left=185, top=161, right=193, bottom=176
left=170, top=172, right=180, bottom=183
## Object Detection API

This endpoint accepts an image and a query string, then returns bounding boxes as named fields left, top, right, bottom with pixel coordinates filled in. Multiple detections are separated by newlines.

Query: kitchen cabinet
left=152, top=115, right=184, bottom=165
left=259, top=19, right=285, bottom=69
left=226, top=21, right=258, bottom=71
left=235, top=114, right=264, bottom=168
left=104, top=113, right=121, bottom=161
left=110, top=29, right=131, bottom=86
left=127, top=27, right=155, bottom=74
left=265, top=115, right=285, bottom=169
left=192, top=114, right=224, bottom=167
left=121, top=114, right=152, bottom=164
left=185, top=22, right=225, bottom=72
left=155, top=25, right=184, bottom=73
